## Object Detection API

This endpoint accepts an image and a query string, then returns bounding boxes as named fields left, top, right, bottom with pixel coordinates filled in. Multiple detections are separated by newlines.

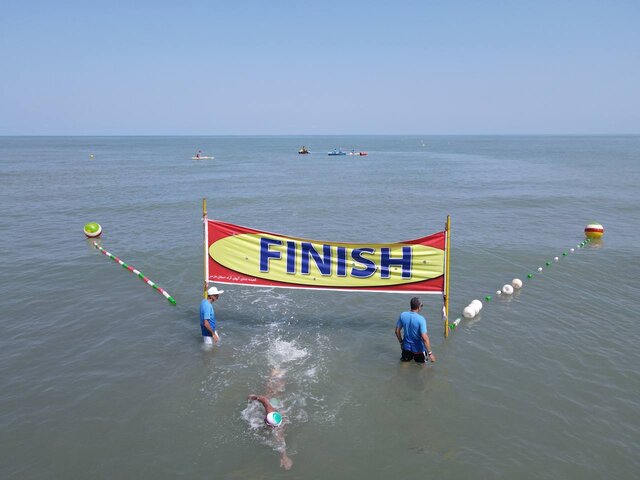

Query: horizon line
left=1, top=133, right=639, bottom=137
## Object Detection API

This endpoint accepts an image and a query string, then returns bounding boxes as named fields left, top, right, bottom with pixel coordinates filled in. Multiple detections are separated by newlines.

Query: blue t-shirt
left=200, top=299, right=216, bottom=336
left=396, top=311, right=427, bottom=353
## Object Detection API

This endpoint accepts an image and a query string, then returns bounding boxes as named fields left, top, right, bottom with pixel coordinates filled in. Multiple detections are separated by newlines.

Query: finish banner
left=206, top=219, right=446, bottom=293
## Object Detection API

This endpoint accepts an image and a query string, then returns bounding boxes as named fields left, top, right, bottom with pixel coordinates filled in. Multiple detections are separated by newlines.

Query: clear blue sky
left=1, top=0, right=638, bottom=135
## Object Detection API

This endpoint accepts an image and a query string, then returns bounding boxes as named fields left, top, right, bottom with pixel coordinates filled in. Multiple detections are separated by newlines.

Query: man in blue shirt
left=395, top=297, right=436, bottom=363
left=200, top=286, right=223, bottom=344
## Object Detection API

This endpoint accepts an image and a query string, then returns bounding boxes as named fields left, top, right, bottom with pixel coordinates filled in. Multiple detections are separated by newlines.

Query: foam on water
left=266, top=338, right=309, bottom=369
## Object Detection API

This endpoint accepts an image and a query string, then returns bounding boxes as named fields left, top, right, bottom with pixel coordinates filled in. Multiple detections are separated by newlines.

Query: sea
left=0, top=135, right=638, bottom=479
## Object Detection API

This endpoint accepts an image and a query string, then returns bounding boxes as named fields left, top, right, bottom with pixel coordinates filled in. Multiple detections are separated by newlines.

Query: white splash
left=267, top=338, right=309, bottom=369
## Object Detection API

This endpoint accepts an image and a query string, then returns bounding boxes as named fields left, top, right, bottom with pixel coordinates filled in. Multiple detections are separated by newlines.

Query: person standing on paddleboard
left=395, top=297, right=436, bottom=363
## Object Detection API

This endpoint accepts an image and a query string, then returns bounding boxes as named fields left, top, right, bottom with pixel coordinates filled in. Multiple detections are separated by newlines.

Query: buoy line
left=93, top=242, right=176, bottom=305
left=449, top=226, right=602, bottom=332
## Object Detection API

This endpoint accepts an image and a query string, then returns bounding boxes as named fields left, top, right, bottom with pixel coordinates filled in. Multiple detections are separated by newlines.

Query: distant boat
left=298, top=146, right=310, bottom=154
left=328, top=149, right=346, bottom=156
left=348, top=150, right=368, bottom=156
left=192, top=151, right=215, bottom=160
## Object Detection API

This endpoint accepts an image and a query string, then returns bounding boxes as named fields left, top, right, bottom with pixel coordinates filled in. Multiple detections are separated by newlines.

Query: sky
left=0, top=0, right=638, bottom=135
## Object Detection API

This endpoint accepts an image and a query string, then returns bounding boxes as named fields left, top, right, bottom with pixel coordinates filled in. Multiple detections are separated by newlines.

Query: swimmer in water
left=248, top=369, right=292, bottom=470
left=248, top=395, right=283, bottom=427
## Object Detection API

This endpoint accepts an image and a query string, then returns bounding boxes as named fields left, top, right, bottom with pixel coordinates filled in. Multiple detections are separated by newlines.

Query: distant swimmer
left=248, top=368, right=293, bottom=470
left=395, top=297, right=436, bottom=363
left=199, top=286, right=223, bottom=345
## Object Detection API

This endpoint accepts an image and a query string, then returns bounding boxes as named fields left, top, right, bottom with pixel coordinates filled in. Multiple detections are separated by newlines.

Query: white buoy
left=512, top=278, right=523, bottom=289
left=554, top=256, right=559, bottom=262
left=471, top=299, right=483, bottom=312
left=496, top=290, right=502, bottom=295
left=502, top=284, right=514, bottom=295
left=537, top=267, right=543, bottom=272
left=570, top=248, right=575, bottom=252
left=463, top=306, right=476, bottom=319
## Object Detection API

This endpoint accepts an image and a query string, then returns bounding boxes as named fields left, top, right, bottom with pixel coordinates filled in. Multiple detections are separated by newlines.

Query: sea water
left=0, top=136, right=638, bottom=478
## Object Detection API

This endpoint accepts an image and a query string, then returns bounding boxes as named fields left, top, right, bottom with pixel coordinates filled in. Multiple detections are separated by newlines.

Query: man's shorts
left=401, top=349, right=426, bottom=363
left=201, top=324, right=215, bottom=337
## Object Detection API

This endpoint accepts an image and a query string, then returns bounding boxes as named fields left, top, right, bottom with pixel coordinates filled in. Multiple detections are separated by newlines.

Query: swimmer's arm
left=275, top=430, right=293, bottom=470
left=280, top=450, right=293, bottom=470
left=248, top=395, right=274, bottom=412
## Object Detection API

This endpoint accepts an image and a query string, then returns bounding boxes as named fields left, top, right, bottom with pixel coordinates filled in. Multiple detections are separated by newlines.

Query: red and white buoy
left=584, top=223, right=604, bottom=239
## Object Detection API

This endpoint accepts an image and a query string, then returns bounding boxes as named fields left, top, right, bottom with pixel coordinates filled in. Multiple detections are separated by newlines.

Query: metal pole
left=203, top=198, right=208, bottom=298
left=444, top=215, right=451, bottom=338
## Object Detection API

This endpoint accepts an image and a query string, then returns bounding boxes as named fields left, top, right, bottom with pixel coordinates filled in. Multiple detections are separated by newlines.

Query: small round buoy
left=471, top=299, right=483, bottom=312
left=485, top=295, right=492, bottom=302
left=502, top=284, right=514, bottom=295
left=496, top=290, right=502, bottom=295
left=512, top=278, right=523, bottom=289
left=537, top=267, right=543, bottom=272
left=570, top=248, right=575, bottom=253
left=527, top=273, right=534, bottom=278
left=554, top=257, right=559, bottom=262
left=89, top=154, right=94, bottom=159
left=83, top=222, right=102, bottom=238
left=584, top=223, right=604, bottom=239
left=463, top=306, right=476, bottom=319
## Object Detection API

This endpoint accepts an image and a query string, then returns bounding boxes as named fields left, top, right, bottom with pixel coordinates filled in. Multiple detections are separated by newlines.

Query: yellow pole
left=203, top=198, right=208, bottom=298
left=444, top=215, right=451, bottom=338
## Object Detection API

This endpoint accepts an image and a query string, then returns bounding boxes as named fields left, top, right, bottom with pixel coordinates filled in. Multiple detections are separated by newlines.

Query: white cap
left=265, top=411, right=283, bottom=427
left=207, top=286, right=224, bottom=296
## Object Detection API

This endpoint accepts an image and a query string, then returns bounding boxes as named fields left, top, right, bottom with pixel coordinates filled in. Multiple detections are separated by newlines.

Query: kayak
left=192, top=156, right=215, bottom=160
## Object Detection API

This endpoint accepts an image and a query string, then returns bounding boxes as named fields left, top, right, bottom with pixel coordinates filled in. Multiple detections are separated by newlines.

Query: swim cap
left=265, top=411, right=283, bottom=427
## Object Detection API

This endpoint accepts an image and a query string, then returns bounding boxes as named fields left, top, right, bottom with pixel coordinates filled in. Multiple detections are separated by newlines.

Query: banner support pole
left=444, top=215, right=451, bottom=338
left=203, top=198, right=208, bottom=298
